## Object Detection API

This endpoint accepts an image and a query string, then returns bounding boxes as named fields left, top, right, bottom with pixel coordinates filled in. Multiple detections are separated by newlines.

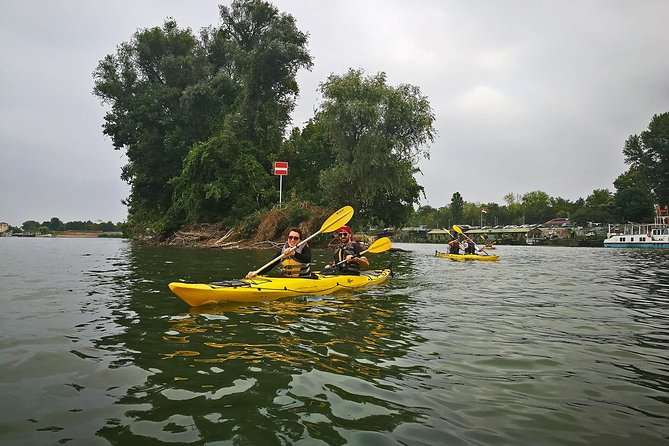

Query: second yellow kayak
left=435, top=251, right=500, bottom=261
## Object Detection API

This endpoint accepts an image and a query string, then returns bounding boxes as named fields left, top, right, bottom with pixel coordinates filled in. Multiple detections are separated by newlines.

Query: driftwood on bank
left=155, top=202, right=339, bottom=249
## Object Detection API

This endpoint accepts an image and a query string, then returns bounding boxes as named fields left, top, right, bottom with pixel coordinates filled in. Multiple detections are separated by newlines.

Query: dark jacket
left=257, top=243, right=312, bottom=277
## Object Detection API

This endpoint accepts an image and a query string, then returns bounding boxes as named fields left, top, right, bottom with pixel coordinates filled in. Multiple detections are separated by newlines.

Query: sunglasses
left=287, top=235, right=300, bottom=240
left=338, top=232, right=349, bottom=237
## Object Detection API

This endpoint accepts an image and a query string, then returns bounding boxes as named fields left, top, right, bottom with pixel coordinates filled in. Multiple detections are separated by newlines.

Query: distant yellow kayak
left=169, top=269, right=392, bottom=306
left=435, top=251, right=500, bottom=262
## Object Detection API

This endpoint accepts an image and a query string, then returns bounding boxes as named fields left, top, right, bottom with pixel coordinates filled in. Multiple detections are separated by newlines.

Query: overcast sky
left=1, top=1, right=668, bottom=226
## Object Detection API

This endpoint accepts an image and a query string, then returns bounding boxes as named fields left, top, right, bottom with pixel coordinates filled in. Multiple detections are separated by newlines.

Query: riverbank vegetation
left=89, top=0, right=668, bottom=244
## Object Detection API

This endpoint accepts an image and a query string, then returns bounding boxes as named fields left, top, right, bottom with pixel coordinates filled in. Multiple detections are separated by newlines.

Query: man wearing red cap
left=333, top=225, right=369, bottom=274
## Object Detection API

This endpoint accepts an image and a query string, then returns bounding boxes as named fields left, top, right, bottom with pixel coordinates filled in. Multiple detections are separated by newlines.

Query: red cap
left=337, top=225, right=352, bottom=234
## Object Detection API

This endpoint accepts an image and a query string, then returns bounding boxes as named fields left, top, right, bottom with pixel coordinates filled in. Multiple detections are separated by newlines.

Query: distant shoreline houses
left=418, top=219, right=608, bottom=246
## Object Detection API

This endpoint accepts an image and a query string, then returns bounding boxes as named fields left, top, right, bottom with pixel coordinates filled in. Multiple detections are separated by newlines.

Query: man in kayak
left=448, top=238, right=462, bottom=254
left=246, top=227, right=312, bottom=279
left=331, top=225, right=369, bottom=274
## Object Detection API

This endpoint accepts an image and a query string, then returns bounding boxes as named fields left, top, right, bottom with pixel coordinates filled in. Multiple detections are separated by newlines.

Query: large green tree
left=93, top=19, right=211, bottom=230
left=93, top=0, right=311, bottom=232
left=613, top=169, right=655, bottom=222
left=622, top=112, right=669, bottom=205
left=316, top=69, right=435, bottom=227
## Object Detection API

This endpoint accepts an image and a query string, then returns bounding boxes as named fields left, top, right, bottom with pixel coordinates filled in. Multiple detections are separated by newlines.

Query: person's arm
left=348, top=243, right=369, bottom=269
left=352, top=255, right=369, bottom=269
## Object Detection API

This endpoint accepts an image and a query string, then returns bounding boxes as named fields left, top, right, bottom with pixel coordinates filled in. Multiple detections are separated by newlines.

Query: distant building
left=545, top=217, right=571, bottom=226
left=0, top=222, right=9, bottom=233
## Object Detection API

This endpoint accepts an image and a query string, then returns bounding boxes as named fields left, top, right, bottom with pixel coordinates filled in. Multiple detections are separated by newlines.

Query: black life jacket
left=335, top=243, right=361, bottom=272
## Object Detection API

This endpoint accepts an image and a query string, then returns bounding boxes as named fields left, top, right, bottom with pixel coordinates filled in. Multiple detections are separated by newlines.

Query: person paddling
left=332, top=225, right=368, bottom=274
left=246, top=227, right=312, bottom=279
left=448, top=238, right=462, bottom=254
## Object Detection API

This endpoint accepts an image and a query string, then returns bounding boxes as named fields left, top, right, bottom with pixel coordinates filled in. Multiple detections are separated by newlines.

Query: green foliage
left=613, top=169, right=655, bottom=222
left=521, top=191, right=554, bottom=223
left=93, top=0, right=312, bottom=235
left=47, top=217, right=65, bottom=231
left=276, top=120, right=336, bottom=205
left=22, top=220, right=40, bottom=232
left=316, top=69, right=435, bottom=227
left=285, top=203, right=310, bottom=227
left=450, top=192, right=464, bottom=224
left=614, top=186, right=655, bottom=222
left=622, top=112, right=669, bottom=205
left=237, top=211, right=262, bottom=239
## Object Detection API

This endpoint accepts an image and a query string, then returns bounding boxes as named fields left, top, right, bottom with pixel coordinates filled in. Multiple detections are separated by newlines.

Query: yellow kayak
left=435, top=251, right=500, bottom=262
left=169, top=269, right=392, bottom=306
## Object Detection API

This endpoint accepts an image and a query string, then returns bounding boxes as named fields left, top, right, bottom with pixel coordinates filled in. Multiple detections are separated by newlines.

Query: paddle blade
left=452, top=224, right=464, bottom=234
left=366, top=237, right=391, bottom=253
left=320, top=205, right=354, bottom=233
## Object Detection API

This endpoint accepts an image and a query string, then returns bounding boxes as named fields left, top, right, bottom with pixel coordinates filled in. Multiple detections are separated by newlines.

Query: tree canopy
left=94, top=0, right=312, bottom=233
left=316, top=69, right=435, bottom=227
left=621, top=112, right=669, bottom=206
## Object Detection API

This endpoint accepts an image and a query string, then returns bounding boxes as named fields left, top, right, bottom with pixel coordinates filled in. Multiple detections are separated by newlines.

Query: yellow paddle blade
left=366, top=237, right=391, bottom=254
left=452, top=224, right=464, bottom=234
left=320, top=205, right=354, bottom=233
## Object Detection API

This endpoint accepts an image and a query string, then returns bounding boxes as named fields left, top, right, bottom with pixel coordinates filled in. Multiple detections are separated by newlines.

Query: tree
left=583, top=189, right=615, bottom=223
left=316, top=69, right=435, bottom=227
left=22, top=220, right=40, bottom=232
left=613, top=169, right=655, bottom=222
left=94, top=0, right=312, bottom=232
left=94, top=19, right=213, bottom=230
left=47, top=217, right=65, bottom=231
left=622, top=112, right=669, bottom=205
left=450, top=192, right=464, bottom=224
left=277, top=119, right=336, bottom=205
left=521, top=191, right=554, bottom=224
left=503, top=192, right=524, bottom=224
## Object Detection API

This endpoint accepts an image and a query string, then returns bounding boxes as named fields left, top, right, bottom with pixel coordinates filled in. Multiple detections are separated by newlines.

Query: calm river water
left=1, top=237, right=668, bottom=445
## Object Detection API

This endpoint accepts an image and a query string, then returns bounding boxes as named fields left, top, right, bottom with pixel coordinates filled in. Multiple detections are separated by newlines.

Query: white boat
left=603, top=205, right=669, bottom=248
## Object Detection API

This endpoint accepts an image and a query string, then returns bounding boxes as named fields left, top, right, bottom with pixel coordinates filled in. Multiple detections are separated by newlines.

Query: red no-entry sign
left=273, top=161, right=288, bottom=176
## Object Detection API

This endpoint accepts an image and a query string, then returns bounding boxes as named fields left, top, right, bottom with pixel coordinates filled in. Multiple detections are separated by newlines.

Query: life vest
left=448, top=240, right=460, bottom=254
left=335, top=243, right=361, bottom=271
left=280, top=244, right=311, bottom=277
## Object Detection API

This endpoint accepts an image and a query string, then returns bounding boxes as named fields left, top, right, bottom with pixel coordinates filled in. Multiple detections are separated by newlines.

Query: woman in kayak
left=331, top=225, right=369, bottom=274
left=246, top=227, right=312, bottom=279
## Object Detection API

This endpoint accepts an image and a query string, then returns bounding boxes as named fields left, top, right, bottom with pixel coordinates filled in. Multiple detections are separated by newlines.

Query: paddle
left=249, top=205, right=354, bottom=276
left=334, top=236, right=391, bottom=267
left=452, top=224, right=489, bottom=255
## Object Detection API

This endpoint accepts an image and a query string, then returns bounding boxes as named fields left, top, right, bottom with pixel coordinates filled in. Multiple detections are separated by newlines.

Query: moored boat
left=603, top=205, right=669, bottom=248
left=169, top=269, right=392, bottom=306
left=435, top=251, right=500, bottom=261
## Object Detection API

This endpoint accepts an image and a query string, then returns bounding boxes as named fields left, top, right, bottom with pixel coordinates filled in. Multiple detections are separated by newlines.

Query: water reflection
left=8, top=240, right=667, bottom=444
left=94, top=243, right=423, bottom=444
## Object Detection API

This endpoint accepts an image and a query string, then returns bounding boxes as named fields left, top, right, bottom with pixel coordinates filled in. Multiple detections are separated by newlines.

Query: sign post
left=273, top=161, right=288, bottom=205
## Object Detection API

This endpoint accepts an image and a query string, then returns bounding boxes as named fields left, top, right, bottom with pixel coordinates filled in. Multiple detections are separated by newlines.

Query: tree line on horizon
left=93, top=0, right=668, bottom=237
left=7, top=218, right=120, bottom=235
left=413, top=110, right=668, bottom=229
